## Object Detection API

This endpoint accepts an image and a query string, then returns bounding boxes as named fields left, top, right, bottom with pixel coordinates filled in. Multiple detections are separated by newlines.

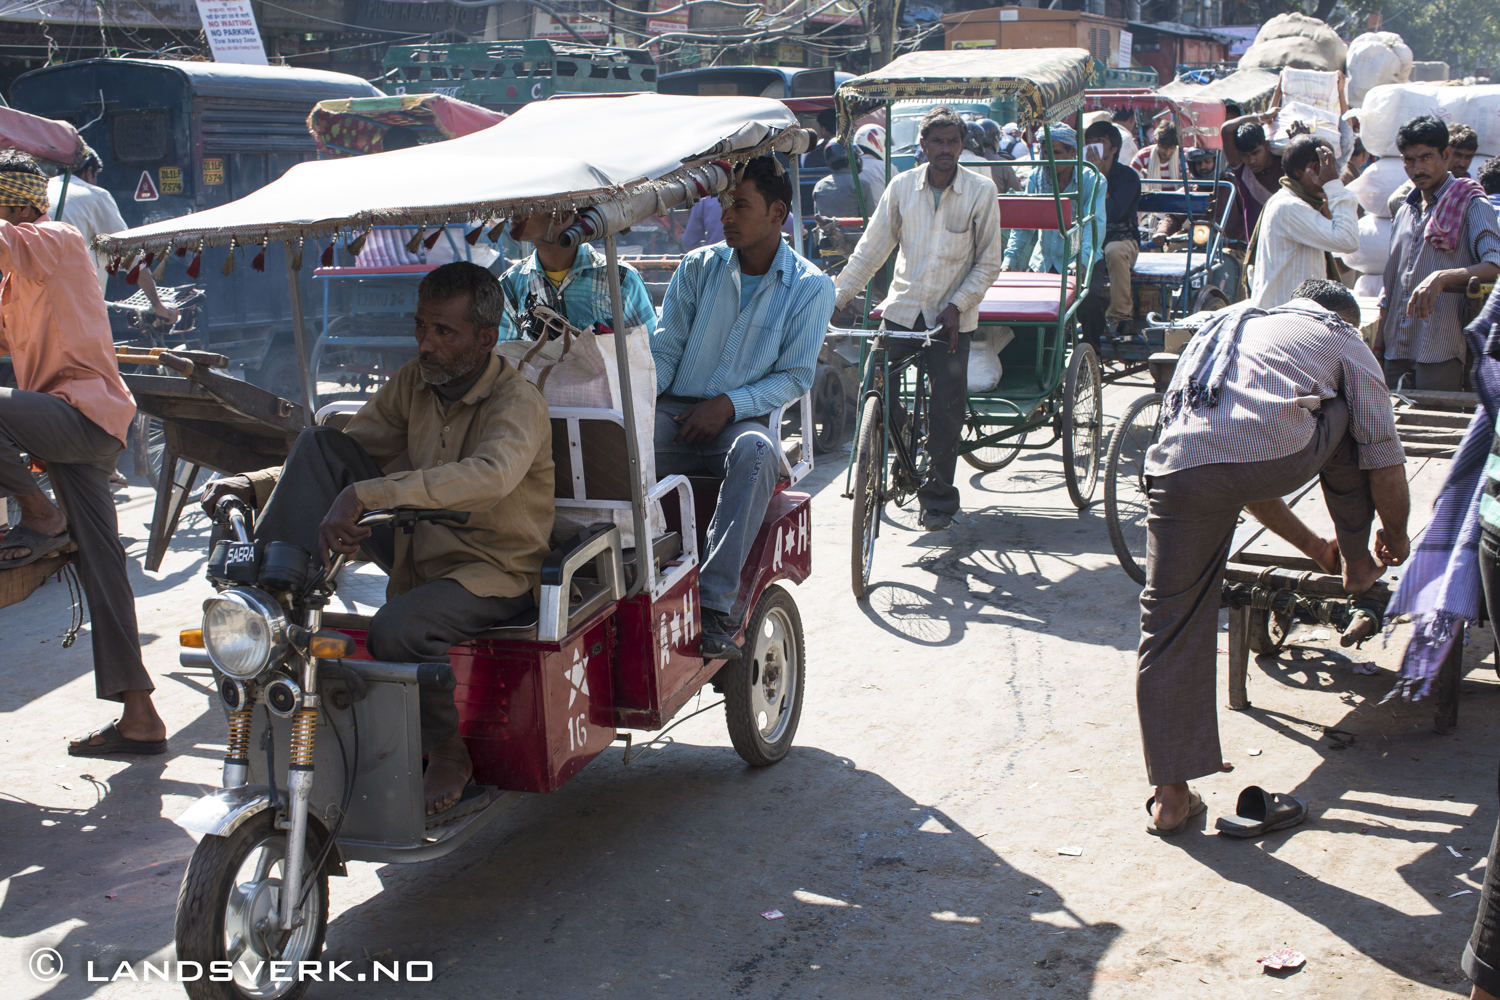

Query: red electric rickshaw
left=96, top=93, right=819, bottom=1000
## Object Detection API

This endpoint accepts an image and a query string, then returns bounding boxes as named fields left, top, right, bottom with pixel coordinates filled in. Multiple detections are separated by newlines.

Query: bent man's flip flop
left=0, top=525, right=71, bottom=569
left=68, top=720, right=168, bottom=758
left=1145, top=789, right=1205, bottom=837
left=424, top=779, right=494, bottom=829
left=1215, top=785, right=1308, bottom=838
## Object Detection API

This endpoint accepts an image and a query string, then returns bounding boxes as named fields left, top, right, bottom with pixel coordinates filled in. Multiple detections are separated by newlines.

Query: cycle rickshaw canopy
left=306, top=93, right=507, bottom=159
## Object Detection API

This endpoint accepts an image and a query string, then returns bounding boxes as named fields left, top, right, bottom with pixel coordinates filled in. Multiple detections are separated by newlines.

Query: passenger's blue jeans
left=653, top=396, right=779, bottom=617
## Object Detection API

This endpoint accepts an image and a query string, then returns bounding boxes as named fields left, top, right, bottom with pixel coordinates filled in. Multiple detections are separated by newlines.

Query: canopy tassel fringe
left=486, top=219, right=507, bottom=243
left=290, top=237, right=304, bottom=272
left=251, top=239, right=267, bottom=273
left=347, top=228, right=370, bottom=257
left=106, top=256, right=121, bottom=276
left=422, top=223, right=445, bottom=251
left=404, top=227, right=426, bottom=255
left=465, top=224, right=484, bottom=245
left=125, top=255, right=142, bottom=286
left=152, top=251, right=167, bottom=282
left=321, top=239, right=335, bottom=268
left=185, top=243, right=203, bottom=279
left=222, top=238, right=236, bottom=276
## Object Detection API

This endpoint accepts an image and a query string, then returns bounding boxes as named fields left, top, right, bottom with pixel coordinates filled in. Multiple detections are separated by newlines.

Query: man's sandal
left=1145, top=789, right=1205, bottom=837
left=0, top=525, right=71, bottom=569
left=68, top=720, right=168, bottom=758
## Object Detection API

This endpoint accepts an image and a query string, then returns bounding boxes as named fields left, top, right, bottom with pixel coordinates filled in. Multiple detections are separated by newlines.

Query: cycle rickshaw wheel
left=961, top=422, right=1027, bottom=472
left=810, top=363, right=848, bottom=454
left=1104, top=392, right=1162, bottom=585
left=850, top=394, right=885, bottom=600
left=1062, top=342, right=1102, bottom=508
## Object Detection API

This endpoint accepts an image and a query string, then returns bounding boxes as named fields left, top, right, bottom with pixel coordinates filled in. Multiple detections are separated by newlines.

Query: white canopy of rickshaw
left=95, top=94, right=811, bottom=257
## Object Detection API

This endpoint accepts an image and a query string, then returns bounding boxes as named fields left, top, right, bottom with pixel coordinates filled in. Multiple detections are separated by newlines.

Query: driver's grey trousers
left=0, top=388, right=150, bottom=701
left=255, top=427, right=531, bottom=753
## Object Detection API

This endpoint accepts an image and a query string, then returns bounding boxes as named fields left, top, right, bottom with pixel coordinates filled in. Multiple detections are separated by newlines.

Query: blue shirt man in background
left=652, top=156, right=834, bottom=658
left=1002, top=123, right=1110, bottom=351
left=498, top=211, right=656, bottom=342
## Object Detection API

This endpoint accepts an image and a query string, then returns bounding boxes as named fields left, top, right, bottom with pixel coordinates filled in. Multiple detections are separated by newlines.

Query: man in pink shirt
left=0, top=150, right=165, bottom=757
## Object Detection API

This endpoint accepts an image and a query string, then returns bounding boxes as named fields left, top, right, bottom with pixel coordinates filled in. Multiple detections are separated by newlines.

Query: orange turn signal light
left=180, top=628, right=205, bottom=648
left=309, top=632, right=354, bottom=659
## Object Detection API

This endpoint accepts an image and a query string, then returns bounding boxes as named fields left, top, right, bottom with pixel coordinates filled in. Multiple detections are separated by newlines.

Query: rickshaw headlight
left=202, top=588, right=287, bottom=679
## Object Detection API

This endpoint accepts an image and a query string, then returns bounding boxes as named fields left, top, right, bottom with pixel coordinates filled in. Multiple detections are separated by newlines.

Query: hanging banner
left=1116, top=29, right=1133, bottom=69
left=532, top=3, right=609, bottom=40
left=647, top=0, right=688, bottom=35
left=194, top=0, right=269, bottom=65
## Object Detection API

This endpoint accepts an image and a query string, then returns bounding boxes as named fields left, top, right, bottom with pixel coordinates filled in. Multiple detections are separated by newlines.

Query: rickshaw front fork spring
left=289, top=708, right=318, bottom=768
left=222, top=703, right=256, bottom=788
left=281, top=706, right=318, bottom=931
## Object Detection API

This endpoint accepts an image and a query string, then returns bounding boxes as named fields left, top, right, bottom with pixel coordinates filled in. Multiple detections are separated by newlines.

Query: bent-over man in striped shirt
left=1138, top=280, right=1410, bottom=836
left=651, top=156, right=835, bottom=660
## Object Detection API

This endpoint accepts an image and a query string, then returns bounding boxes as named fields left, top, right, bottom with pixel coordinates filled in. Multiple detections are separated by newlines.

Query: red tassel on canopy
left=321, top=241, right=335, bottom=268
left=422, top=228, right=443, bottom=251
left=144, top=251, right=155, bottom=268
left=125, top=260, right=142, bottom=285
left=106, top=256, right=121, bottom=275
left=175, top=245, right=188, bottom=257
left=465, top=226, right=483, bottom=245
left=185, top=251, right=202, bottom=279
left=251, top=245, right=266, bottom=272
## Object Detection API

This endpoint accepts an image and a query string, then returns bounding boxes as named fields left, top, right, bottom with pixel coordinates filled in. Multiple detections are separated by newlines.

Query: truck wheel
left=175, top=811, right=327, bottom=1000
left=723, top=585, right=805, bottom=766
left=253, top=352, right=304, bottom=408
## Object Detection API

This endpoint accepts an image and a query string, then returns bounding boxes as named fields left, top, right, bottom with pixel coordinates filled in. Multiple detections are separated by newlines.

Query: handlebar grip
left=417, top=663, right=456, bottom=692
left=418, top=509, right=470, bottom=525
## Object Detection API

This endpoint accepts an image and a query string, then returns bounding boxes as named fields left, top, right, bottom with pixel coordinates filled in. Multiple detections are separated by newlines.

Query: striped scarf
left=1384, top=285, right=1500, bottom=700
left=0, top=171, right=48, bottom=212
left=1421, top=176, right=1487, bottom=253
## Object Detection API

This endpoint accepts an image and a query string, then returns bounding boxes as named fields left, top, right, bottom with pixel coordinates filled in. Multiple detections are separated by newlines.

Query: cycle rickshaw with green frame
left=833, top=48, right=1104, bottom=598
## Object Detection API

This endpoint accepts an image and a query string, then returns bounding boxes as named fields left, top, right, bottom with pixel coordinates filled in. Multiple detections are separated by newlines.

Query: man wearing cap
left=1002, top=122, right=1110, bottom=351
left=0, top=150, right=167, bottom=758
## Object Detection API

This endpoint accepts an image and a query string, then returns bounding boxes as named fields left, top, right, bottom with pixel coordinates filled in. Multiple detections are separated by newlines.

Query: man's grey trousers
left=254, top=426, right=530, bottom=753
left=1137, top=397, right=1377, bottom=785
left=653, top=396, right=779, bottom=617
left=0, top=388, right=149, bottom=701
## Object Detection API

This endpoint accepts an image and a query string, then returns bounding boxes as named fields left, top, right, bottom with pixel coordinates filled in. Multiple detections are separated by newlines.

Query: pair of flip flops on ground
left=1145, top=786, right=1307, bottom=838
left=0, top=525, right=71, bottom=569
left=68, top=720, right=168, bottom=758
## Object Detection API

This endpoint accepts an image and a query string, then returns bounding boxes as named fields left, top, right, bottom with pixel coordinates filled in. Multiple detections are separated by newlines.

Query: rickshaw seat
left=996, top=196, right=1073, bottom=231
left=977, top=273, right=1077, bottom=324
left=1132, top=252, right=1207, bottom=279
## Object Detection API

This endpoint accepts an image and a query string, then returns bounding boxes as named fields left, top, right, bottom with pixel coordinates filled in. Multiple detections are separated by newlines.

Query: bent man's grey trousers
left=1137, top=397, right=1375, bottom=785
left=0, top=388, right=149, bottom=701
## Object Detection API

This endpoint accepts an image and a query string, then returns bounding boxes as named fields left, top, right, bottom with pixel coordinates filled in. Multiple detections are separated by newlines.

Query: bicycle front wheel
left=1104, top=392, right=1162, bottom=585
left=850, top=394, right=885, bottom=600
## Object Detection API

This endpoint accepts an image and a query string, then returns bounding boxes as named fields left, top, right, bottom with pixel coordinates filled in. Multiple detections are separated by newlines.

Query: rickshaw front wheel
left=723, top=585, right=805, bottom=766
left=175, top=811, right=329, bottom=1000
left=1062, top=342, right=1103, bottom=508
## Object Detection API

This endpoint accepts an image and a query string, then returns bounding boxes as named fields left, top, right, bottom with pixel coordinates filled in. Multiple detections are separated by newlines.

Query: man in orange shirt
left=0, top=151, right=166, bottom=757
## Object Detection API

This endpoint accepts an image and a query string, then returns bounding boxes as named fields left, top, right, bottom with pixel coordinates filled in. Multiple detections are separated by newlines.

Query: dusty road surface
left=3, top=382, right=1495, bottom=1000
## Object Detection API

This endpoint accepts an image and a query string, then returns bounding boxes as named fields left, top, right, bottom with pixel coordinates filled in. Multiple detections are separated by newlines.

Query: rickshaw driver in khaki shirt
left=202, top=262, right=555, bottom=818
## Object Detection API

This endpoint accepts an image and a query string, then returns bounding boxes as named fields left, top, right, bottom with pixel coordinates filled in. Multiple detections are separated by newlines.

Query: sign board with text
left=1116, top=30, right=1132, bottom=69
left=194, top=0, right=268, bottom=65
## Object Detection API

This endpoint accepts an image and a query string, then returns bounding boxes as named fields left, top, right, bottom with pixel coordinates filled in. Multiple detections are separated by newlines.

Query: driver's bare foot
left=423, top=733, right=472, bottom=816
left=1343, top=550, right=1384, bottom=596
left=1311, top=537, right=1341, bottom=575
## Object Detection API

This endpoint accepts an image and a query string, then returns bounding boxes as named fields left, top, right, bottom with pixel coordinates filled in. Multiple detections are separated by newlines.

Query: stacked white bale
left=1345, top=32, right=1413, bottom=109
left=1359, top=83, right=1500, bottom=158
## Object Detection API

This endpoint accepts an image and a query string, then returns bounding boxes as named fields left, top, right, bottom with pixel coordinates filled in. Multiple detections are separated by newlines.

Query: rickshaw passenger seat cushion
left=977, top=274, right=1077, bottom=323
left=996, top=196, right=1073, bottom=231
left=1132, top=253, right=1205, bottom=279
left=1136, top=192, right=1213, bottom=216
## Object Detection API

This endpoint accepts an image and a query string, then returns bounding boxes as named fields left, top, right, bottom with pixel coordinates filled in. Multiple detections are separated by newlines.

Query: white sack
left=1360, top=83, right=1500, bottom=158
left=1345, top=157, right=1408, bottom=217
left=1337, top=213, right=1393, bottom=273
left=1345, top=32, right=1413, bottom=108
left=967, top=326, right=1014, bottom=393
left=1272, top=67, right=1342, bottom=156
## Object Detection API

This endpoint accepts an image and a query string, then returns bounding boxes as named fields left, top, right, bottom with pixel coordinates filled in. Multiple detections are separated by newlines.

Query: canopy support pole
left=604, top=233, right=651, bottom=600
left=283, top=242, right=315, bottom=426
left=789, top=154, right=803, bottom=258
left=54, top=170, right=71, bottom=221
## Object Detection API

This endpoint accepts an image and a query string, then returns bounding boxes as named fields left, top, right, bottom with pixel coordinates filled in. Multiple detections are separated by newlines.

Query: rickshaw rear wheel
left=1193, top=285, right=1233, bottom=314
left=723, top=585, right=805, bottom=766
left=1104, top=392, right=1163, bottom=586
left=850, top=394, right=885, bottom=599
left=811, top=363, right=848, bottom=454
left=961, top=425, right=1027, bottom=472
left=175, top=811, right=328, bottom=1000
left=1062, top=342, right=1103, bottom=508
left=131, top=414, right=165, bottom=488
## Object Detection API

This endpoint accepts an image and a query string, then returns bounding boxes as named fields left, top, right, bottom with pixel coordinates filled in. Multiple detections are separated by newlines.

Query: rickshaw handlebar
left=357, top=508, right=472, bottom=531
